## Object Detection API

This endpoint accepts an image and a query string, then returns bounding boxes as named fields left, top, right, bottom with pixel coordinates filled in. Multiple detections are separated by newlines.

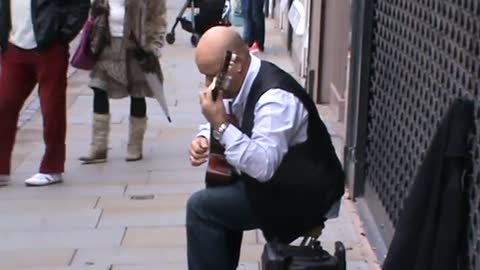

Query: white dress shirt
left=108, top=0, right=125, bottom=37
left=9, top=0, right=37, bottom=49
left=197, top=54, right=341, bottom=218
left=197, top=54, right=309, bottom=182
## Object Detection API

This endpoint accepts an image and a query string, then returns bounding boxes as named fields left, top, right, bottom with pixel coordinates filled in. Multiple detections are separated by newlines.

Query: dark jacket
left=382, top=99, right=473, bottom=270
left=0, top=0, right=90, bottom=51
left=240, top=61, right=345, bottom=244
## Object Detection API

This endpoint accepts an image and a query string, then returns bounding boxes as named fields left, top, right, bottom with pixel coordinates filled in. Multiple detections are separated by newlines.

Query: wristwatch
left=213, top=123, right=229, bottom=140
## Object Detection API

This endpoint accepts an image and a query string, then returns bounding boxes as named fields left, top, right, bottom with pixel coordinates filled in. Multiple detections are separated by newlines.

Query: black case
left=261, top=241, right=346, bottom=270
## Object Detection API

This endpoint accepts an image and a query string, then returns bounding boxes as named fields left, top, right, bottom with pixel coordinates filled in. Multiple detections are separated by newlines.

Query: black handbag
left=261, top=240, right=346, bottom=270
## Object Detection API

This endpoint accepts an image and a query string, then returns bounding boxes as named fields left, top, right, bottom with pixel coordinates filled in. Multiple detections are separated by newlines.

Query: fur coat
left=124, top=0, right=166, bottom=58
left=91, top=0, right=166, bottom=57
left=89, top=0, right=166, bottom=98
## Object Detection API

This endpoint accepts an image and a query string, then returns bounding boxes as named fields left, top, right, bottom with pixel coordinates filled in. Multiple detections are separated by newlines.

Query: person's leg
left=0, top=45, right=37, bottom=181
left=93, top=87, right=110, bottom=115
left=24, top=43, right=68, bottom=186
left=252, top=0, right=266, bottom=50
left=186, top=181, right=260, bottom=270
left=241, top=0, right=254, bottom=46
left=130, top=96, right=146, bottom=118
left=24, top=43, right=68, bottom=185
left=79, top=88, right=111, bottom=164
left=226, top=230, right=244, bottom=270
left=126, top=97, right=147, bottom=161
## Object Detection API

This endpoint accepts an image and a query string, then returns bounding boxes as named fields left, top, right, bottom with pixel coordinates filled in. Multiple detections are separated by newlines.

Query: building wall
left=272, top=0, right=309, bottom=78
left=305, top=0, right=351, bottom=123
left=273, top=0, right=351, bottom=126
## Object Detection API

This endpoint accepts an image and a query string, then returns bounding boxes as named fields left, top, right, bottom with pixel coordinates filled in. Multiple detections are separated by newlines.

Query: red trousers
left=0, top=43, right=69, bottom=175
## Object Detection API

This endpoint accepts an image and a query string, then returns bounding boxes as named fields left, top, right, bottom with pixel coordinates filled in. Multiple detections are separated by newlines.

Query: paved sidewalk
left=0, top=2, right=379, bottom=269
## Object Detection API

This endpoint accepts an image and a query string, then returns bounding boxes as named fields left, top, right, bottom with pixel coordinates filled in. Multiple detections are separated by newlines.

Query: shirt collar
left=231, top=54, right=261, bottom=112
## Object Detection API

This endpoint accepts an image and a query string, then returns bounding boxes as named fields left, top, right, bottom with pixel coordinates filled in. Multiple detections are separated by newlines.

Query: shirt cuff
left=196, top=130, right=210, bottom=141
left=220, top=124, right=243, bottom=149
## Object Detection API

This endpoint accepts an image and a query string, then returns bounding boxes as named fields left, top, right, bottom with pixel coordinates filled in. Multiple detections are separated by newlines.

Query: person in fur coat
left=79, top=0, right=167, bottom=163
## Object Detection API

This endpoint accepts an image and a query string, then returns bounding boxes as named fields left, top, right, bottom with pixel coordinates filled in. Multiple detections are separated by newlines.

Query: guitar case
left=261, top=241, right=346, bottom=270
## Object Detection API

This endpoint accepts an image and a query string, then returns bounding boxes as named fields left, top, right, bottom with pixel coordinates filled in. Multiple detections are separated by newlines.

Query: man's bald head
left=195, top=26, right=250, bottom=83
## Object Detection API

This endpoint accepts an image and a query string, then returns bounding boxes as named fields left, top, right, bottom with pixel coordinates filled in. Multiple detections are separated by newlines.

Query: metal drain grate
left=130, top=194, right=155, bottom=200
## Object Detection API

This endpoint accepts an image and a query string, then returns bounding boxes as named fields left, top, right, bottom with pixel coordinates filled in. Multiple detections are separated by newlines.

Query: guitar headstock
left=212, top=50, right=238, bottom=101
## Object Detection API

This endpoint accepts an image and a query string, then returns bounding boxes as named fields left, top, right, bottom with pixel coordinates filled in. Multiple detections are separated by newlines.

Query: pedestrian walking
left=0, top=0, right=90, bottom=186
left=79, top=0, right=167, bottom=164
left=241, top=0, right=265, bottom=53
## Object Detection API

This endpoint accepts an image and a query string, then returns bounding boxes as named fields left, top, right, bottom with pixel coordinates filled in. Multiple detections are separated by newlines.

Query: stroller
left=166, top=0, right=231, bottom=47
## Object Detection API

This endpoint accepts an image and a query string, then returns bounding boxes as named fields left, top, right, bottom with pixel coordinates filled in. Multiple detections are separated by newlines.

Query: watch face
left=213, top=130, right=220, bottom=140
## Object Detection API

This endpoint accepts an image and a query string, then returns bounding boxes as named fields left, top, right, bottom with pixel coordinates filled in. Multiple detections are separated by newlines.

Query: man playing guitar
left=187, top=26, right=345, bottom=270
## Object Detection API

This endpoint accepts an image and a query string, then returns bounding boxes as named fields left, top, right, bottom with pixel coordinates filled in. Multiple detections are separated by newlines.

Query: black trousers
left=92, top=87, right=146, bottom=118
left=186, top=181, right=260, bottom=270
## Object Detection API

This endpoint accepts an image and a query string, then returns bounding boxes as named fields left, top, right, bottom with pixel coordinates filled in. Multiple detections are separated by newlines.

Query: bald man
left=186, top=26, right=344, bottom=270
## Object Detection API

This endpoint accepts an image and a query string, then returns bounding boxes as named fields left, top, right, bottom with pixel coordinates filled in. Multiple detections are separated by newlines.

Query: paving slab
left=98, top=208, right=185, bottom=228
left=13, top=157, right=152, bottom=175
left=0, top=209, right=102, bottom=231
left=125, top=183, right=204, bottom=196
left=0, top=228, right=124, bottom=250
left=117, top=157, right=195, bottom=172
left=72, top=247, right=186, bottom=267
left=0, top=198, right=97, bottom=211
left=0, top=249, right=74, bottom=270
left=122, top=227, right=258, bottom=247
left=21, top=267, right=109, bottom=270
left=71, top=245, right=263, bottom=267
left=96, top=194, right=189, bottom=211
left=60, top=171, right=150, bottom=185
left=112, top=262, right=259, bottom=270
left=136, top=159, right=198, bottom=171
left=0, top=185, right=125, bottom=199
left=147, top=170, right=204, bottom=184
left=24, top=141, right=124, bottom=159
left=347, top=261, right=372, bottom=270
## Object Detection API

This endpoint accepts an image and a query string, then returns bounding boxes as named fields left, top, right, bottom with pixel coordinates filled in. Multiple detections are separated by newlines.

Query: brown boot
left=79, top=113, right=110, bottom=164
left=126, top=116, right=147, bottom=162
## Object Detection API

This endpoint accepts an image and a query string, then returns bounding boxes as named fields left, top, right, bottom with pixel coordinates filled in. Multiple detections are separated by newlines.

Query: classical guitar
left=205, top=51, right=238, bottom=187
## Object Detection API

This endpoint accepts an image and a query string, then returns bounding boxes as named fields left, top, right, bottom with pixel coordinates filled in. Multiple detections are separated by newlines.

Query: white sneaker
left=25, top=173, right=63, bottom=186
left=0, top=175, right=10, bottom=186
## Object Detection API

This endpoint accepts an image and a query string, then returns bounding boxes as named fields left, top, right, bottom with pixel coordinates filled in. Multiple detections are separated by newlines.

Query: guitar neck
left=204, top=51, right=238, bottom=188
left=211, top=87, right=220, bottom=102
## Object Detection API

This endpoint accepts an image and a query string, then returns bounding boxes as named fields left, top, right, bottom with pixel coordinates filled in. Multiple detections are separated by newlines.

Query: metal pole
left=344, top=0, right=375, bottom=199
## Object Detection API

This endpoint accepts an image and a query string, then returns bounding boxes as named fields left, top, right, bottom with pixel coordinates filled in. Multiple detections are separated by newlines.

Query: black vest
left=240, top=61, right=345, bottom=243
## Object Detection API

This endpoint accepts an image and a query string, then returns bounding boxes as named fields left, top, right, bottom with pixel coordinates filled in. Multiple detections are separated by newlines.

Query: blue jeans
left=186, top=180, right=260, bottom=270
left=242, top=0, right=265, bottom=49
